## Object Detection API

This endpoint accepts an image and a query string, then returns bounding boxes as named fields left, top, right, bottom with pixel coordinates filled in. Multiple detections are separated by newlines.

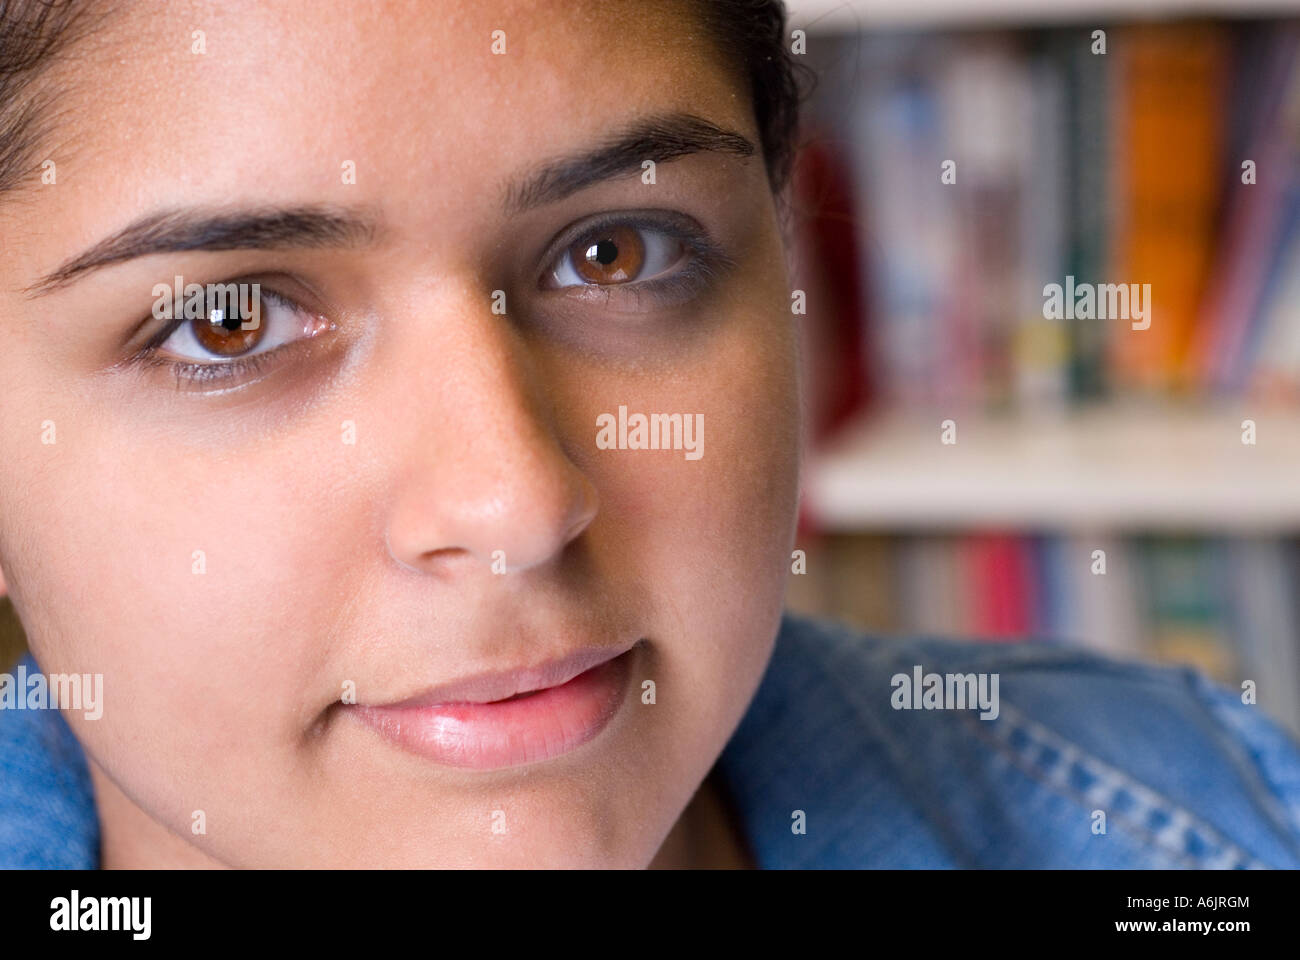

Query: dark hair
left=694, top=0, right=810, bottom=193
left=0, top=0, right=100, bottom=195
left=0, top=0, right=807, bottom=196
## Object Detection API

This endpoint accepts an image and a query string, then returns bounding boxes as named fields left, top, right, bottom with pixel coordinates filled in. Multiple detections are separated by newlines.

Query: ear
left=0, top=563, right=7, bottom=598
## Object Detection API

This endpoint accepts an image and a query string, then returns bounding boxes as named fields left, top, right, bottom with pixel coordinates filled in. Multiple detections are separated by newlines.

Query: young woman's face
left=0, top=0, right=799, bottom=867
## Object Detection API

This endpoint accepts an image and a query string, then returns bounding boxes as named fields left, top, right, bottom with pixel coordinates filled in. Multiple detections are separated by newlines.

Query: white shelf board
left=803, top=405, right=1300, bottom=531
left=788, top=0, right=1300, bottom=30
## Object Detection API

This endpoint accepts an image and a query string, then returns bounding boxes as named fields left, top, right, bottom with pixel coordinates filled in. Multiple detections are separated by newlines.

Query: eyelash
left=136, top=347, right=278, bottom=389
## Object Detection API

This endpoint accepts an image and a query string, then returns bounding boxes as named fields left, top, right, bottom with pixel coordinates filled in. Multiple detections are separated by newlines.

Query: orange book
left=1110, top=24, right=1226, bottom=393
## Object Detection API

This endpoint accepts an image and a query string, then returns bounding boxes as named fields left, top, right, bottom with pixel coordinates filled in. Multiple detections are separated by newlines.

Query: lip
left=348, top=643, right=638, bottom=770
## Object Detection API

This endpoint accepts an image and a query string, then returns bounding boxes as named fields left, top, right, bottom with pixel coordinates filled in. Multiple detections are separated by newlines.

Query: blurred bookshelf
left=784, top=8, right=1300, bottom=739
left=806, top=404, right=1300, bottom=531
left=787, top=0, right=1300, bottom=29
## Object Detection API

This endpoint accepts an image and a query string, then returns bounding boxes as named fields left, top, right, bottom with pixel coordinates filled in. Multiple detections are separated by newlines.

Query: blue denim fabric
left=0, top=656, right=98, bottom=868
left=718, top=616, right=1300, bottom=868
left=4, top=614, right=1299, bottom=868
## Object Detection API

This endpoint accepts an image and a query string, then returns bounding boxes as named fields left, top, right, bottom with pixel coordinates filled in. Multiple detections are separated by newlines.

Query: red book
left=968, top=533, right=1037, bottom=640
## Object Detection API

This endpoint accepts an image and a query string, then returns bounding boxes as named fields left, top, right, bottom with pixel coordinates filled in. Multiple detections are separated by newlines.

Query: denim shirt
left=4, top=614, right=1300, bottom=868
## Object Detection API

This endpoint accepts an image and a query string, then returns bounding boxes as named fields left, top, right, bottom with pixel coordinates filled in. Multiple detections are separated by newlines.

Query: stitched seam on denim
left=962, top=704, right=1268, bottom=869
left=1191, top=674, right=1300, bottom=848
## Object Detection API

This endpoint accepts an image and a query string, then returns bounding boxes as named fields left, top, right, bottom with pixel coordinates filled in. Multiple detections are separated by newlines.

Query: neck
left=649, top=769, right=754, bottom=869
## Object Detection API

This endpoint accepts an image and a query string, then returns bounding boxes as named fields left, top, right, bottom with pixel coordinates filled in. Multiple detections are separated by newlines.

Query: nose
left=384, top=292, right=598, bottom=577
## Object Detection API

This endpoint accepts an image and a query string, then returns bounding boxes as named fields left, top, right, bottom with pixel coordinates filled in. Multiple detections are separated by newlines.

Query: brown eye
left=543, top=218, right=703, bottom=294
left=191, top=308, right=266, bottom=357
left=569, top=225, right=647, bottom=284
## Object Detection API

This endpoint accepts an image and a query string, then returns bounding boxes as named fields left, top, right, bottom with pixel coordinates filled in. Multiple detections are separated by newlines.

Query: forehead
left=15, top=0, right=749, bottom=253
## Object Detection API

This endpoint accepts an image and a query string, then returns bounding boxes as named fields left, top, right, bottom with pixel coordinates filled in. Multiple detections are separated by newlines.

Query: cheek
left=579, top=296, right=800, bottom=714
left=1, top=396, right=362, bottom=800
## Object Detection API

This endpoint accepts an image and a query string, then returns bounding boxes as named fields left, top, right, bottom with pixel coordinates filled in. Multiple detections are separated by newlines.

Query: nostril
left=384, top=525, right=474, bottom=576
left=423, top=546, right=472, bottom=565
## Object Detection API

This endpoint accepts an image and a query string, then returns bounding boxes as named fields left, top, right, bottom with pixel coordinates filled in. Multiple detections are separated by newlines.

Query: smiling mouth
left=346, top=643, right=641, bottom=770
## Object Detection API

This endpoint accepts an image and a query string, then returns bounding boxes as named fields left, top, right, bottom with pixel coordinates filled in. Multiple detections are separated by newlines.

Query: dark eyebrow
left=503, top=113, right=756, bottom=214
left=27, top=206, right=377, bottom=296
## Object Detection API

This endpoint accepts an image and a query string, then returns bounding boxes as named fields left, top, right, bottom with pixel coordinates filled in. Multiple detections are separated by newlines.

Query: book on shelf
left=1109, top=24, right=1226, bottom=394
